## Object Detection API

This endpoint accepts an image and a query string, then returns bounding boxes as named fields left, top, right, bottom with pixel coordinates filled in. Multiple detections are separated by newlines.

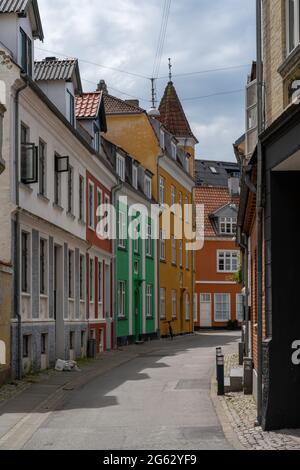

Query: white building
left=0, top=0, right=116, bottom=377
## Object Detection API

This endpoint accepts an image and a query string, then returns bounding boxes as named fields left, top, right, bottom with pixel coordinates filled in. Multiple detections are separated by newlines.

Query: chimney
left=97, top=80, right=108, bottom=94
left=125, top=99, right=139, bottom=108
left=228, top=177, right=240, bottom=197
left=45, top=56, right=57, bottom=61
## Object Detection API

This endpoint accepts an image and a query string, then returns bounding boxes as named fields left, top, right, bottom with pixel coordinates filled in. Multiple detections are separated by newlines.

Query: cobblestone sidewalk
left=219, top=354, right=300, bottom=450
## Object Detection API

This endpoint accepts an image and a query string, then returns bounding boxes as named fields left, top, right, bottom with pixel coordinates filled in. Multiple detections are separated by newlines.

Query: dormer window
left=172, top=142, right=177, bottom=160
left=66, top=90, right=75, bottom=126
left=132, top=165, right=138, bottom=189
left=286, top=0, right=300, bottom=54
left=94, top=131, right=101, bottom=153
left=20, top=28, right=32, bottom=77
left=160, top=130, right=165, bottom=150
left=145, top=175, right=152, bottom=199
left=219, top=217, right=237, bottom=235
left=116, top=154, right=125, bottom=182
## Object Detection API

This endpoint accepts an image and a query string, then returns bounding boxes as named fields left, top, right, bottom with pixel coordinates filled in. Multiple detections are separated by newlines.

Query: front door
left=200, top=293, right=212, bottom=328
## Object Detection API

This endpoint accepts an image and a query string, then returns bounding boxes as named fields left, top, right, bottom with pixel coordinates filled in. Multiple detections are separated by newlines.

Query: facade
left=194, top=161, right=242, bottom=329
left=102, top=138, right=157, bottom=345
left=0, top=1, right=117, bottom=377
left=102, top=80, right=196, bottom=337
left=238, top=0, right=300, bottom=430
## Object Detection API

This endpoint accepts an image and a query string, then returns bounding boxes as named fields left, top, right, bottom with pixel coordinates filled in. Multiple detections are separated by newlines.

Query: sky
left=35, top=0, right=256, bottom=162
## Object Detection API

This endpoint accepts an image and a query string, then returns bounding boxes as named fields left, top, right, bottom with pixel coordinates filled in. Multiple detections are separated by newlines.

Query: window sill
left=37, top=193, right=49, bottom=203
left=53, top=203, right=64, bottom=212
left=146, top=255, right=153, bottom=260
left=67, top=212, right=76, bottom=221
left=118, top=246, right=127, bottom=252
left=118, top=316, right=127, bottom=321
left=278, top=44, right=300, bottom=78
left=19, top=182, right=33, bottom=193
left=40, top=294, right=48, bottom=299
left=78, top=219, right=86, bottom=226
left=160, top=259, right=167, bottom=264
left=146, top=316, right=154, bottom=320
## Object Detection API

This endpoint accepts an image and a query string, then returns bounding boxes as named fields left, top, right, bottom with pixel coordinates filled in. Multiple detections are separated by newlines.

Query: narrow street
left=0, top=332, right=239, bottom=450
left=23, top=332, right=238, bottom=450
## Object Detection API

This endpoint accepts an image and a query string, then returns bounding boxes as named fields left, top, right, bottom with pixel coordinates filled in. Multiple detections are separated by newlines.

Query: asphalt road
left=19, top=331, right=239, bottom=450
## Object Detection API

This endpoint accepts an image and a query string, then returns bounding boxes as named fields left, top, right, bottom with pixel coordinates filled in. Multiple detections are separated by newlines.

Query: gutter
left=14, top=75, right=28, bottom=380
left=256, top=0, right=264, bottom=427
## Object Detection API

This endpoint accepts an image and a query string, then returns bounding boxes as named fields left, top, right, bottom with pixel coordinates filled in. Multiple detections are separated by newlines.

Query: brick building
left=194, top=161, right=242, bottom=329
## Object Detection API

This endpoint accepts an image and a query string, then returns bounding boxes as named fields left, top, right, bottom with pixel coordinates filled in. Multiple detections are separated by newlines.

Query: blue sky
left=36, top=0, right=256, bottom=162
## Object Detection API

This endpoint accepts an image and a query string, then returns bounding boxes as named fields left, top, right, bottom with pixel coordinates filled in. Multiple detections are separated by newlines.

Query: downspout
left=256, top=0, right=264, bottom=426
left=239, top=232, right=250, bottom=357
left=14, top=77, right=28, bottom=380
left=112, top=180, right=123, bottom=349
left=157, top=154, right=164, bottom=338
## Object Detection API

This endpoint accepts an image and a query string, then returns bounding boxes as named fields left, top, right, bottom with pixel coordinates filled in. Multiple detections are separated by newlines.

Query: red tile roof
left=158, top=81, right=198, bottom=142
left=75, top=92, right=102, bottom=119
left=194, top=186, right=240, bottom=237
left=103, top=94, right=144, bottom=115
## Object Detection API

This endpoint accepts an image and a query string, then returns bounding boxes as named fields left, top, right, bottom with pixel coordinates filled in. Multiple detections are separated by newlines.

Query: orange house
left=194, top=160, right=242, bottom=329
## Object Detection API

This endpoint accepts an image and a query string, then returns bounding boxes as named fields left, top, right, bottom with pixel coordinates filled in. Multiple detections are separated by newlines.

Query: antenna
left=148, top=78, right=160, bottom=117
left=168, top=57, right=172, bottom=82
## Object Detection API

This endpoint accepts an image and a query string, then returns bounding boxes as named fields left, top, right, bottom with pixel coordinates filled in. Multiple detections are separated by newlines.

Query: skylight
left=210, top=166, right=217, bottom=174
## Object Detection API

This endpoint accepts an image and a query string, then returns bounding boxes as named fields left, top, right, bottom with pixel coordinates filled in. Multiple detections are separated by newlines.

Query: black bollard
left=217, top=354, right=225, bottom=396
left=216, top=347, right=222, bottom=380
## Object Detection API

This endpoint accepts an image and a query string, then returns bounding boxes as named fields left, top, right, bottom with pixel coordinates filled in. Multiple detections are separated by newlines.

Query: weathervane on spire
left=168, top=58, right=172, bottom=82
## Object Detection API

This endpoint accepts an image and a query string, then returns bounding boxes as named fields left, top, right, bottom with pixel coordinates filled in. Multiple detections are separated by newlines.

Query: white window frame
left=79, top=254, right=85, bottom=302
left=172, top=290, right=177, bottom=319
left=38, top=139, right=47, bottom=197
left=79, top=175, right=85, bottom=222
left=145, top=175, right=152, bottom=199
left=88, top=181, right=95, bottom=230
left=193, top=293, right=198, bottom=322
left=171, top=185, right=176, bottom=206
left=89, top=258, right=94, bottom=303
left=118, top=281, right=126, bottom=318
left=217, top=250, right=240, bottom=273
left=132, top=165, right=138, bottom=189
left=219, top=217, right=237, bottom=235
left=236, top=293, right=244, bottom=322
left=98, top=261, right=103, bottom=306
left=21, top=231, right=31, bottom=294
left=146, top=223, right=152, bottom=257
left=146, top=284, right=153, bottom=318
left=179, top=240, right=183, bottom=267
left=68, top=250, right=75, bottom=300
left=171, top=142, right=177, bottom=160
left=286, top=0, right=300, bottom=55
left=116, top=154, right=125, bottom=182
left=67, top=165, right=74, bottom=215
left=160, top=288, right=166, bottom=319
left=171, top=235, right=177, bottom=265
left=97, top=188, right=103, bottom=225
left=160, top=230, right=166, bottom=261
left=214, top=293, right=230, bottom=322
left=185, top=197, right=189, bottom=223
left=185, top=293, right=190, bottom=320
left=39, top=238, right=48, bottom=296
left=119, top=210, right=127, bottom=249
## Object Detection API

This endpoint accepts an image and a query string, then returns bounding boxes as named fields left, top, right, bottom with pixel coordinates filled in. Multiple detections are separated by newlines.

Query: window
left=21, top=231, right=30, bottom=293
left=132, top=165, right=138, bottom=189
left=179, top=241, right=183, bottom=267
left=210, top=166, right=217, bottom=174
left=118, top=281, right=126, bottom=318
left=98, top=261, right=103, bottom=305
left=88, top=182, right=94, bottom=229
left=80, top=255, right=85, bottom=301
left=20, top=28, right=32, bottom=76
left=133, top=223, right=139, bottom=254
left=67, top=166, right=74, bottom=214
left=21, top=124, right=38, bottom=185
left=66, top=90, right=75, bottom=126
left=236, top=294, right=244, bottom=322
left=160, top=230, right=166, bottom=261
left=39, top=140, right=47, bottom=196
left=214, top=294, right=230, bottom=322
left=287, top=0, right=300, bottom=54
left=134, top=260, right=139, bottom=274
left=171, top=236, right=177, bottom=265
left=40, top=239, right=47, bottom=295
left=94, top=131, right=101, bottom=153
left=116, top=154, right=125, bottom=181
left=179, top=192, right=183, bottom=219
left=79, top=176, right=85, bottom=222
left=218, top=251, right=239, bottom=273
left=145, top=175, right=152, bottom=199
left=193, top=293, right=198, bottom=322
left=97, top=188, right=103, bottom=225
left=146, top=223, right=152, bottom=256
left=185, top=156, right=189, bottom=172
left=160, top=288, right=166, bottom=319
left=219, top=217, right=237, bottom=235
left=68, top=250, right=74, bottom=299
left=172, top=290, right=177, bottom=319
left=23, top=335, right=30, bottom=358
left=159, top=176, right=165, bottom=204
left=160, top=130, right=165, bottom=149
left=171, top=142, right=177, bottom=160
left=201, top=293, right=211, bottom=303
left=185, top=197, right=189, bottom=223
left=89, top=259, right=94, bottom=302
left=171, top=186, right=176, bottom=206
left=41, top=334, right=47, bottom=355
left=185, top=293, right=190, bottom=320
left=118, top=210, right=127, bottom=248
left=54, top=154, right=62, bottom=206
left=146, top=285, right=153, bottom=318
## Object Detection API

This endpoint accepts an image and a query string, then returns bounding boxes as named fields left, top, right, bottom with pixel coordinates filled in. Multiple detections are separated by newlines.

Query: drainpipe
left=157, top=154, right=164, bottom=338
left=14, top=77, right=28, bottom=380
left=112, top=180, right=123, bottom=349
left=256, top=0, right=264, bottom=426
left=239, top=232, right=249, bottom=357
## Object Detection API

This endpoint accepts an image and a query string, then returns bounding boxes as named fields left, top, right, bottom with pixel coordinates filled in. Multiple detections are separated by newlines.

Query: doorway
left=200, top=293, right=212, bottom=328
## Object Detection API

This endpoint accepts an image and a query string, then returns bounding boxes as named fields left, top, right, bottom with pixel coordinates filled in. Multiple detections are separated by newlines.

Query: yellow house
left=102, top=79, right=197, bottom=336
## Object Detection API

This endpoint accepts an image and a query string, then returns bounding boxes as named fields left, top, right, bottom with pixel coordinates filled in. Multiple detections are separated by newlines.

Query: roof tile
left=75, top=92, right=102, bottom=119
left=104, top=94, right=144, bottom=115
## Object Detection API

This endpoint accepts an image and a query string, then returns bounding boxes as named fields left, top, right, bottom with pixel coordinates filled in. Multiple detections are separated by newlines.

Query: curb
left=210, top=376, right=246, bottom=451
